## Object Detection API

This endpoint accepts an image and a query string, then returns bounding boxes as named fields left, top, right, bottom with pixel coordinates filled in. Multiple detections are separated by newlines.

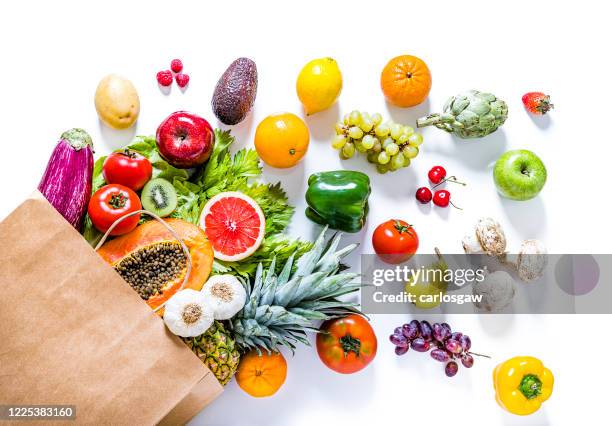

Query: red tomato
left=316, top=314, right=377, bottom=374
left=88, top=184, right=141, bottom=235
left=372, top=219, right=419, bottom=264
left=102, top=149, right=152, bottom=191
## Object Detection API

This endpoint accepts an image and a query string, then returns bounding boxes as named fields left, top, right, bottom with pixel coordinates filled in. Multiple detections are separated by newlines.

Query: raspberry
left=156, top=70, right=173, bottom=87
left=175, top=73, right=190, bottom=88
left=170, top=59, right=183, bottom=73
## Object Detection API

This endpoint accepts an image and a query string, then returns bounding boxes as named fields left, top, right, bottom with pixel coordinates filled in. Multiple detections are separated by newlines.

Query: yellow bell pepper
left=493, top=356, right=554, bottom=416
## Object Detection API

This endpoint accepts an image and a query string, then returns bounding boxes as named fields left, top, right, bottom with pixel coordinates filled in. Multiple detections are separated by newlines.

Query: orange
left=381, top=55, right=432, bottom=107
left=236, top=350, right=287, bottom=398
left=254, top=113, right=310, bottom=168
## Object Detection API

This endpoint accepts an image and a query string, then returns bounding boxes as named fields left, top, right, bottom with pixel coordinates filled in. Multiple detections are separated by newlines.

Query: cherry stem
left=432, top=176, right=467, bottom=190
left=467, top=351, right=491, bottom=359
left=449, top=200, right=463, bottom=210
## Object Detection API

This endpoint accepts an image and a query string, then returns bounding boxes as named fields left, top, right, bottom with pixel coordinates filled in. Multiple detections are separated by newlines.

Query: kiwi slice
left=141, top=178, right=177, bottom=217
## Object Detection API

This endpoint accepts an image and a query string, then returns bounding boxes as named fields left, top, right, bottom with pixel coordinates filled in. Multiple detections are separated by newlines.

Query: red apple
left=156, top=111, right=215, bottom=168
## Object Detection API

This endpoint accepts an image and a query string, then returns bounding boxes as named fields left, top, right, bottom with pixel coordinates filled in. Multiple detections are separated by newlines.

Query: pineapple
left=183, top=321, right=240, bottom=385
left=231, top=227, right=362, bottom=353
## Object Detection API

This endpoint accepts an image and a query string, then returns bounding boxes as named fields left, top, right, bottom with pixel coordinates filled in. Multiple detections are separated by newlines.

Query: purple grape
left=411, top=337, right=430, bottom=352
left=459, top=335, right=472, bottom=352
left=450, top=332, right=463, bottom=341
left=445, top=339, right=463, bottom=354
left=461, top=353, right=474, bottom=368
left=395, top=345, right=409, bottom=356
left=432, top=323, right=444, bottom=341
left=402, top=323, right=418, bottom=340
left=441, top=322, right=452, bottom=333
left=394, top=327, right=403, bottom=335
left=445, top=361, right=459, bottom=377
left=409, top=320, right=421, bottom=337
left=430, top=349, right=450, bottom=362
left=389, top=334, right=408, bottom=347
left=419, top=320, right=433, bottom=341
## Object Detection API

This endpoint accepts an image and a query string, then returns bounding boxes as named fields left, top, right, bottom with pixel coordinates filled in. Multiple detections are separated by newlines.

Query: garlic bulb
left=472, top=270, right=515, bottom=312
left=201, top=275, right=247, bottom=320
left=462, top=217, right=507, bottom=256
left=163, top=289, right=214, bottom=337
left=516, top=239, right=547, bottom=282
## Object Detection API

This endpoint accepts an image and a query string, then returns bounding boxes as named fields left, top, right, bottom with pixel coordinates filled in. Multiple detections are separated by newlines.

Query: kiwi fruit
left=141, top=178, right=177, bottom=217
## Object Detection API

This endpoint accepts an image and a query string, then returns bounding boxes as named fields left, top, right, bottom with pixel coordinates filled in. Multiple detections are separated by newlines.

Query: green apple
left=493, top=149, right=547, bottom=200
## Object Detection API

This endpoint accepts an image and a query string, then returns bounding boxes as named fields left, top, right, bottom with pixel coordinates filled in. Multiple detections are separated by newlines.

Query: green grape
left=390, top=123, right=403, bottom=140
left=361, top=112, right=371, bottom=121
left=367, top=152, right=378, bottom=163
left=385, top=143, right=399, bottom=156
left=391, top=153, right=405, bottom=170
left=342, top=142, right=356, bottom=158
left=403, top=126, right=415, bottom=137
left=360, top=118, right=374, bottom=132
left=371, top=113, right=383, bottom=126
left=356, top=141, right=368, bottom=153
left=374, top=123, right=390, bottom=137
left=382, top=137, right=395, bottom=149
left=402, top=145, right=419, bottom=159
left=378, top=151, right=390, bottom=164
left=348, top=126, right=364, bottom=139
left=335, top=122, right=346, bottom=134
left=376, top=163, right=390, bottom=174
left=362, top=134, right=376, bottom=150
left=397, top=134, right=410, bottom=144
left=343, top=114, right=350, bottom=125
left=332, top=134, right=348, bottom=149
left=403, top=157, right=411, bottom=167
left=372, top=140, right=382, bottom=153
left=408, top=133, right=424, bottom=146
left=349, top=110, right=362, bottom=126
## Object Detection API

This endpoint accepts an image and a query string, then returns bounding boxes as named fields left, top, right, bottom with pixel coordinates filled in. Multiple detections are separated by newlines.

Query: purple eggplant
left=38, top=128, right=94, bottom=230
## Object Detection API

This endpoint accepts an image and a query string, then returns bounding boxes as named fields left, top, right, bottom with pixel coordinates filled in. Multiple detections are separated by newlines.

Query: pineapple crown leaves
left=231, top=227, right=362, bottom=354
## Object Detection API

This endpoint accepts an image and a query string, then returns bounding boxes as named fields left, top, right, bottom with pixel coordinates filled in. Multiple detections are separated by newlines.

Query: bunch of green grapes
left=332, top=110, right=424, bottom=173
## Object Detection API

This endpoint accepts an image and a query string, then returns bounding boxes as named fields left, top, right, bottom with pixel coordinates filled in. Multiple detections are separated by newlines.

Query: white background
left=1, top=1, right=611, bottom=425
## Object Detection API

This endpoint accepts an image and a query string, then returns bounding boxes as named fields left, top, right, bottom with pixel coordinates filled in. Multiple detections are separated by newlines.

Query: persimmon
left=381, top=55, right=431, bottom=107
left=236, top=350, right=287, bottom=397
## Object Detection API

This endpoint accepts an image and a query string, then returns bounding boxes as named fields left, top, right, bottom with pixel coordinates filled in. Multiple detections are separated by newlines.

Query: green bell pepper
left=305, top=170, right=371, bottom=233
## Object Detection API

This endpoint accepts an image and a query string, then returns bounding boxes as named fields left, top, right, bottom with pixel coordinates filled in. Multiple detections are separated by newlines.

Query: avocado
left=212, top=58, right=258, bottom=125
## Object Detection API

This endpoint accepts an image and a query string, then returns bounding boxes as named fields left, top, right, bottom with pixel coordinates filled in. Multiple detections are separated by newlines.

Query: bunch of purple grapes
left=390, top=320, right=482, bottom=377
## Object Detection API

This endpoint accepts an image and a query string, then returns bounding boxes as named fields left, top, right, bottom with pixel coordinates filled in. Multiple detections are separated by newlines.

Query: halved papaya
left=97, top=218, right=214, bottom=311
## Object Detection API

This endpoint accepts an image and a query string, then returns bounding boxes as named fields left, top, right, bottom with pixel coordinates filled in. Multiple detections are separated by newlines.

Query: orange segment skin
left=97, top=218, right=214, bottom=311
left=381, top=55, right=432, bottom=108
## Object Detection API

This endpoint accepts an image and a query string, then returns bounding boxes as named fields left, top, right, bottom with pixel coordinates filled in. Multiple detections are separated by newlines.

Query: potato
left=94, top=74, right=140, bottom=129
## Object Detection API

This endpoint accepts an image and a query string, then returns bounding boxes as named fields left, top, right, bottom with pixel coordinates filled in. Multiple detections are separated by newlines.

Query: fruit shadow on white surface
left=97, top=119, right=137, bottom=152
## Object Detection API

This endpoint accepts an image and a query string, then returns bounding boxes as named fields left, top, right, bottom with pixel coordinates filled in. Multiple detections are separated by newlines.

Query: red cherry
left=433, top=190, right=451, bottom=207
left=428, top=166, right=447, bottom=184
left=415, top=187, right=432, bottom=204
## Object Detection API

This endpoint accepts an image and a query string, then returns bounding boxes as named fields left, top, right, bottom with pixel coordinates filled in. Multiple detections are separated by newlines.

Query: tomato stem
left=109, top=193, right=128, bottom=209
left=393, top=220, right=414, bottom=235
left=340, top=334, right=361, bottom=357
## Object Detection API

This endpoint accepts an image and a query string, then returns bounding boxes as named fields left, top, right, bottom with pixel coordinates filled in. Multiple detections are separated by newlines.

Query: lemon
left=296, top=57, right=342, bottom=115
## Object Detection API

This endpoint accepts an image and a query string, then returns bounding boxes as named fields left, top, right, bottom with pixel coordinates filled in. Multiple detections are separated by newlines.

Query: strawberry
left=522, top=92, right=554, bottom=115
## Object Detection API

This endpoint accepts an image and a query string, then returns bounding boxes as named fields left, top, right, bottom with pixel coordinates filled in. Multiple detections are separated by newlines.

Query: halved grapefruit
left=199, top=191, right=266, bottom=261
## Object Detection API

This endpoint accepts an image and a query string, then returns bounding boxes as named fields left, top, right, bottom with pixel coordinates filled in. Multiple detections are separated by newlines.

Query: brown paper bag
left=0, top=192, right=222, bottom=425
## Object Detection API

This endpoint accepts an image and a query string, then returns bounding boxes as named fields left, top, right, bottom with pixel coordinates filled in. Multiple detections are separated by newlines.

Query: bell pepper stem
left=518, top=374, right=542, bottom=400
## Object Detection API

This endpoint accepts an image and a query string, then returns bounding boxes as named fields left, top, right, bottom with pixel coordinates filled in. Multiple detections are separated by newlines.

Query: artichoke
left=417, top=90, right=508, bottom=138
